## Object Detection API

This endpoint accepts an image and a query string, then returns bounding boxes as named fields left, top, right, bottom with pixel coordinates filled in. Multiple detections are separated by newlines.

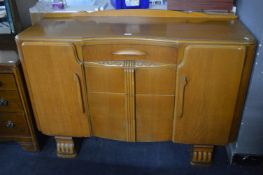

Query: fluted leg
left=18, top=141, right=39, bottom=152
left=191, top=145, right=214, bottom=165
left=55, top=136, right=76, bottom=158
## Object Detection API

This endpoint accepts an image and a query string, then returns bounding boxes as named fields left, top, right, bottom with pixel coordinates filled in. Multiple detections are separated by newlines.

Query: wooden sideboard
left=0, top=50, right=39, bottom=151
left=16, top=10, right=256, bottom=164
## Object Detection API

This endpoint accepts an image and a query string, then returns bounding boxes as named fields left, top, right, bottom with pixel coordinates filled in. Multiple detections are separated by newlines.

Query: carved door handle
left=74, top=73, right=85, bottom=113
left=177, top=75, right=188, bottom=118
left=112, top=49, right=146, bottom=56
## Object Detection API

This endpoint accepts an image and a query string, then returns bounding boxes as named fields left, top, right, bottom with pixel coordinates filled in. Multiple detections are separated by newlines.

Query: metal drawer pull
left=6, top=120, right=15, bottom=128
left=0, top=98, right=8, bottom=106
left=112, top=49, right=146, bottom=56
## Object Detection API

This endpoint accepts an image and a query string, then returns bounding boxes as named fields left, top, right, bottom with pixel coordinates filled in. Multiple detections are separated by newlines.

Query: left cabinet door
left=20, top=42, right=90, bottom=137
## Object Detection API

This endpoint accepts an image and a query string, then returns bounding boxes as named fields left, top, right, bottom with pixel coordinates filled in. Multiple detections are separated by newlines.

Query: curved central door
left=83, top=43, right=178, bottom=142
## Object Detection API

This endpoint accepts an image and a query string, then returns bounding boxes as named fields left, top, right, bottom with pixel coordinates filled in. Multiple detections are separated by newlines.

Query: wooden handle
left=112, top=49, right=146, bottom=56
left=74, top=73, right=85, bottom=113
left=177, top=75, right=188, bottom=118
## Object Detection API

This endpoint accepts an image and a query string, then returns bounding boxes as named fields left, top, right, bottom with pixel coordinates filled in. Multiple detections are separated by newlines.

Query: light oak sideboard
left=16, top=10, right=256, bottom=164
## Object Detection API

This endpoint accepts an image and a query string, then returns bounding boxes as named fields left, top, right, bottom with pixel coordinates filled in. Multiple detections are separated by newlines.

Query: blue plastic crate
left=111, top=0, right=149, bottom=9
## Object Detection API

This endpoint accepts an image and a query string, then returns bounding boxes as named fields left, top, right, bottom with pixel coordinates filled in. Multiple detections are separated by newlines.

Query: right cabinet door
left=173, top=45, right=246, bottom=145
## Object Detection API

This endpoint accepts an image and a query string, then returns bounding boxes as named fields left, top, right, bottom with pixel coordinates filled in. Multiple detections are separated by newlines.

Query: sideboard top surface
left=16, top=16, right=255, bottom=45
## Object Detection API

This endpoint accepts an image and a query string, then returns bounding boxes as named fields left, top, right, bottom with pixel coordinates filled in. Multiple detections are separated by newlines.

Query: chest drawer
left=0, top=74, right=17, bottom=90
left=0, top=113, right=30, bottom=136
left=83, top=44, right=177, bottom=64
left=0, top=91, right=23, bottom=112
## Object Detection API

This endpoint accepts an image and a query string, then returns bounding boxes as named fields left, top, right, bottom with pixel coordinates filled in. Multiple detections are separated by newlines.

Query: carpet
left=0, top=137, right=262, bottom=175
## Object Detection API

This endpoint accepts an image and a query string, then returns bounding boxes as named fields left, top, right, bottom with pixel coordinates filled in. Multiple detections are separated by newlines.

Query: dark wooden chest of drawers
left=0, top=50, right=39, bottom=151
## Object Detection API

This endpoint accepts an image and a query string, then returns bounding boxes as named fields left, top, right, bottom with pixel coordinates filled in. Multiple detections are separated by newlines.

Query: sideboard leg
left=191, top=145, right=214, bottom=165
left=55, top=136, right=76, bottom=158
left=18, top=141, right=39, bottom=152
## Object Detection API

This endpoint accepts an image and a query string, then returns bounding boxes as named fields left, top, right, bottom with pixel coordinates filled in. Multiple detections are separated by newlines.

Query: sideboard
left=16, top=10, right=256, bottom=164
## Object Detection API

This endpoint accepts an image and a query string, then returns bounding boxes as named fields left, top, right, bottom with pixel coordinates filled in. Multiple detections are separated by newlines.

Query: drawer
left=88, top=92, right=127, bottom=140
left=136, top=95, right=174, bottom=142
left=83, top=44, right=177, bottom=64
left=85, top=64, right=125, bottom=93
left=0, top=113, right=30, bottom=136
left=0, top=91, right=23, bottom=112
left=135, top=66, right=176, bottom=95
left=0, top=74, right=17, bottom=90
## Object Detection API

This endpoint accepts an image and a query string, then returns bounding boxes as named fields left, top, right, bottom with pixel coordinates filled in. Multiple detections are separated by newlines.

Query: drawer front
left=136, top=95, right=174, bottom=142
left=85, top=64, right=125, bottom=93
left=0, top=113, right=30, bottom=136
left=0, top=74, right=17, bottom=90
left=136, top=66, right=176, bottom=95
left=83, top=44, right=177, bottom=64
left=88, top=93, right=127, bottom=141
left=0, top=91, right=23, bottom=112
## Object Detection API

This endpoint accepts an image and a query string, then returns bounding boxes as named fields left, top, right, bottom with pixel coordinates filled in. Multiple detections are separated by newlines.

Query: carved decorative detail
left=55, top=136, right=76, bottom=158
left=92, top=61, right=125, bottom=67
left=135, top=60, right=164, bottom=68
left=124, top=60, right=136, bottom=142
left=191, top=145, right=214, bottom=165
left=87, top=60, right=170, bottom=68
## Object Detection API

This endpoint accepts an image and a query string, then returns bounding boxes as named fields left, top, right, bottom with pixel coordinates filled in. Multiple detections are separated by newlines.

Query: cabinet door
left=135, top=66, right=176, bottom=141
left=173, top=45, right=246, bottom=145
left=21, top=42, right=90, bottom=137
left=85, top=63, right=128, bottom=141
left=85, top=61, right=177, bottom=142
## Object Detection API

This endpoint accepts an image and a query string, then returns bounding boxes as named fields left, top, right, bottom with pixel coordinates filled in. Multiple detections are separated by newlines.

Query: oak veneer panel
left=229, top=45, right=256, bottom=142
left=0, top=74, right=17, bottom=90
left=0, top=113, right=30, bottom=136
left=136, top=95, right=174, bottom=141
left=85, top=65, right=125, bottom=93
left=0, top=91, right=23, bottom=112
left=173, top=45, right=246, bottom=145
left=21, top=42, right=90, bottom=137
left=135, top=67, right=176, bottom=95
left=88, top=93, right=128, bottom=141
left=83, top=44, right=177, bottom=64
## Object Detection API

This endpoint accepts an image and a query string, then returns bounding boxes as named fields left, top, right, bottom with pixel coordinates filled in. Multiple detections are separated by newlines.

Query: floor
left=0, top=137, right=262, bottom=175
